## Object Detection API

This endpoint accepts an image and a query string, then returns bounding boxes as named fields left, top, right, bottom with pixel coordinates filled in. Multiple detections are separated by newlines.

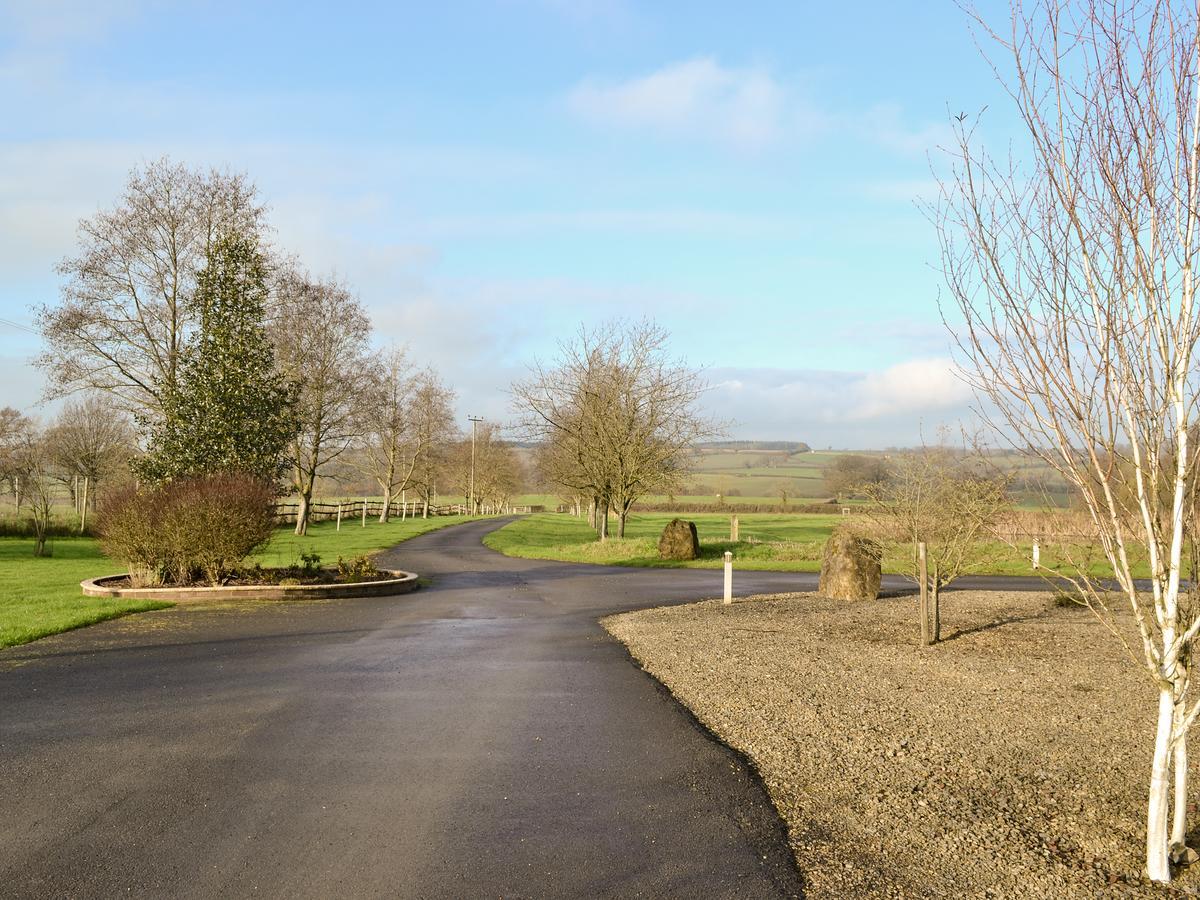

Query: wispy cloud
left=1, top=0, right=142, bottom=44
left=567, top=57, right=946, bottom=158
left=706, top=357, right=974, bottom=446
left=568, top=57, right=793, bottom=150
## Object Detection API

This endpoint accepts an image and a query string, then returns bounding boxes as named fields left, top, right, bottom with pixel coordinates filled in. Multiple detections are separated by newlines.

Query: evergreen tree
left=135, top=233, right=296, bottom=483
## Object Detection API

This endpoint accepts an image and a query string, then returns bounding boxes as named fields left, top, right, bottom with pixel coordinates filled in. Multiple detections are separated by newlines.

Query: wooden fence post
left=918, top=541, right=931, bottom=646
left=362, top=499, right=367, bottom=528
left=730, top=515, right=739, bottom=541
left=336, top=503, right=342, bottom=531
left=79, top=476, right=89, bottom=533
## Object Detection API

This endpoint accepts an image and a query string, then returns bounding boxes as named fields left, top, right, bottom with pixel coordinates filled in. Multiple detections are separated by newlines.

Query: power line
left=0, top=316, right=38, bottom=335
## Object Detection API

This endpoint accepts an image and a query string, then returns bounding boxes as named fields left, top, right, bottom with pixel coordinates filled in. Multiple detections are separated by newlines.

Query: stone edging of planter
left=80, top=569, right=420, bottom=603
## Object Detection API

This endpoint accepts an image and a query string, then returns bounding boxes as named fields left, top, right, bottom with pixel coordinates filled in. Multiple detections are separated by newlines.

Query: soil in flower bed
left=603, top=590, right=1200, bottom=899
left=105, top=565, right=394, bottom=589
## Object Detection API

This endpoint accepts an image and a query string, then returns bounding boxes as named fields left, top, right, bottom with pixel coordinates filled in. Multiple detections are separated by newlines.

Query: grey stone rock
left=818, top=527, right=882, bottom=601
left=657, top=518, right=700, bottom=561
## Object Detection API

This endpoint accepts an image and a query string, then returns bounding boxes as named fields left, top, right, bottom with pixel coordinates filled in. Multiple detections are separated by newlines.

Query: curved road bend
left=0, top=517, right=1055, bottom=899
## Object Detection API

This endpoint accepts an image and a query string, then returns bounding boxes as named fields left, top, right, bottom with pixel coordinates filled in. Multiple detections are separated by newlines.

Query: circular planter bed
left=80, top=569, right=419, bottom=603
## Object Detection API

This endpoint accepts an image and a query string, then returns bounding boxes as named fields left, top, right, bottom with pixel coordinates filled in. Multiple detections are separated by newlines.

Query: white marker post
left=362, top=499, right=368, bottom=528
left=723, top=551, right=733, bottom=605
left=336, top=503, right=342, bottom=531
left=1032, top=540, right=1040, bottom=570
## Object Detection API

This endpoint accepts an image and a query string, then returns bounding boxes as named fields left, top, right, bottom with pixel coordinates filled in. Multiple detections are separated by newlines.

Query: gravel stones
left=603, top=590, right=1200, bottom=898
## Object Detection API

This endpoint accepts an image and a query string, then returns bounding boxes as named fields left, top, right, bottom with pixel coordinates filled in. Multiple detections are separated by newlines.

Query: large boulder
left=819, top=527, right=882, bottom=601
left=658, top=518, right=700, bottom=560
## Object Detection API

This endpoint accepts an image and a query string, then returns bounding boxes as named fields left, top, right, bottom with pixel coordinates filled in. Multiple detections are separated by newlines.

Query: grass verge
left=0, top=514, right=475, bottom=650
left=486, top=512, right=1153, bottom=578
left=0, top=539, right=169, bottom=649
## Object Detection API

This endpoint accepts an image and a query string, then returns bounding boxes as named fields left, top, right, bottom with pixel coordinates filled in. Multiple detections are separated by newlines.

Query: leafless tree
left=37, top=158, right=267, bottom=416
left=0, top=407, right=33, bottom=507
left=776, top=480, right=792, bottom=508
left=447, top=423, right=523, bottom=512
left=936, top=0, right=1200, bottom=879
left=9, top=420, right=55, bottom=556
left=859, top=444, right=1011, bottom=643
left=270, top=269, right=372, bottom=535
left=513, top=320, right=716, bottom=540
left=46, top=394, right=136, bottom=531
left=823, top=453, right=892, bottom=502
left=407, top=370, right=458, bottom=517
left=355, top=346, right=420, bottom=522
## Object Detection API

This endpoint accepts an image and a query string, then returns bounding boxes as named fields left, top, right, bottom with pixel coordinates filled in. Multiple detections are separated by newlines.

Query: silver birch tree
left=937, top=0, right=1200, bottom=880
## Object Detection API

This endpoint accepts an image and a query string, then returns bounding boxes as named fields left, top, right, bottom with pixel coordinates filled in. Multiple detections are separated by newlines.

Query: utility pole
left=467, top=415, right=483, bottom=515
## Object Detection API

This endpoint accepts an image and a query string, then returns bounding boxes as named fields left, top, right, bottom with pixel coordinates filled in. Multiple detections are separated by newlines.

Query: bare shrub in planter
left=99, top=473, right=276, bottom=586
left=161, top=475, right=276, bottom=585
left=97, top=484, right=169, bottom=584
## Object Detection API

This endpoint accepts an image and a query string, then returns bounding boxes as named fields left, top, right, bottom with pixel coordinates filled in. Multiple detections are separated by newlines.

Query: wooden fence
left=273, top=500, right=536, bottom=525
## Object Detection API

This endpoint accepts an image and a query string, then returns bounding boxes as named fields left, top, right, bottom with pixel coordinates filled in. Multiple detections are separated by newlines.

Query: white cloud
left=859, top=103, right=954, bottom=156
left=705, top=358, right=976, bottom=447
left=0, top=0, right=142, bottom=44
left=568, top=57, right=790, bottom=149
left=567, top=59, right=950, bottom=158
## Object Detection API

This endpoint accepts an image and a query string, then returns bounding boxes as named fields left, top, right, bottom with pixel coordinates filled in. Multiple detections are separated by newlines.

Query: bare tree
left=407, top=370, right=458, bottom=517
left=447, top=423, right=523, bottom=512
left=859, top=444, right=1011, bottom=643
left=0, top=407, right=33, bottom=507
left=936, top=0, right=1200, bottom=880
left=270, top=269, right=372, bottom=535
left=46, top=394, right=136, bottom=531
left=823, top=453, right=892, bottom=503
left=776, top=480, right=791, bottom=508
left=9, top=420, right=55, bottom=556
left=37, top=158, right=267, bottom=415
left=355, top=346, right=420, bottom=522
left=513, top=320, right=715, bottom=540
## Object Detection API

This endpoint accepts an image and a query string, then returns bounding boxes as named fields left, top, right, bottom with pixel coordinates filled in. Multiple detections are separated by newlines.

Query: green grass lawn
left=484, top=512, right=842, bottom=571
left=256, top=514, right=474, bottom=567
left=0, top=514, right=476, bottom=650
left=484, top=512, right=1152, bottom=578
left=0, top=538, right=168, bottom=649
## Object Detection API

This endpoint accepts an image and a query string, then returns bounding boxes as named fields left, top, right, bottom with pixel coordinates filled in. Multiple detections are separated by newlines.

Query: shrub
left=98, top=473, right=276, bottom=586
left=1050, top=592, right=1087, bottom=610
left=336, top=555, right=381, bottom=582
left=299, top=551, right=322, bottom=574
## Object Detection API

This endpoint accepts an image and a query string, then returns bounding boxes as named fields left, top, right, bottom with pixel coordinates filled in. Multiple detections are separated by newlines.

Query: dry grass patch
left=604, top=590, right=1200, bottom=899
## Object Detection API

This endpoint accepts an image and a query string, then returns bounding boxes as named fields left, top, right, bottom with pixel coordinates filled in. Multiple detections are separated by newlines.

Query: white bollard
left=362, top=499, right=368, bottom=528
left=723, top=551, right=733, bottom=605
left=1032, top=540, right=1040, bottom=570
left=336, top=503, right=342, bottom=531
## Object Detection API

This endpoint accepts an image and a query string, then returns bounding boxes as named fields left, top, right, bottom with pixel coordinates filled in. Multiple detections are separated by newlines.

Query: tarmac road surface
left=0, top=517, right=1060, bottom=898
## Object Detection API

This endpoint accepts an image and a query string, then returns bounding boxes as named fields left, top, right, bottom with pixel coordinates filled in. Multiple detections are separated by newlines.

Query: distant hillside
left=696, top=441, right=811, bottom=452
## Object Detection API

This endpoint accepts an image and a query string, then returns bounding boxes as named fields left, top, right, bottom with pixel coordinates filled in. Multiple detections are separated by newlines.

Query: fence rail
left=273, top=500, right=535, bottom=524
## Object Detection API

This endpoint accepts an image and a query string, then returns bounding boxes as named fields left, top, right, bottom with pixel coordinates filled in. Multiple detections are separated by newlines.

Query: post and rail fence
left=273, top=499, right=537, bottom=525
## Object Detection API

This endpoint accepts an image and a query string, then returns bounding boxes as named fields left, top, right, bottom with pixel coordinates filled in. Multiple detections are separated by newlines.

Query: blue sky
left=0, top=0, right=1017, bottom=446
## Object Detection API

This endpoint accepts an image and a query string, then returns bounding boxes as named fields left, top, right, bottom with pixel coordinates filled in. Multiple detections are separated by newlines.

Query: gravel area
left=603, top=590, right=1200, bottom=898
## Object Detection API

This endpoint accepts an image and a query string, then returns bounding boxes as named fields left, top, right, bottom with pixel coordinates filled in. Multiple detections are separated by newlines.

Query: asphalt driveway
left=1, top=517, right=817, bottom=899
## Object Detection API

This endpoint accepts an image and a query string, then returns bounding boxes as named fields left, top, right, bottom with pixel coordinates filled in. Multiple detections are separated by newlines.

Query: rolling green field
left=484, top=512, right=1146, bottom=578
left=0, top=514, right=476, bottom=650
left=502, top=446, right=1071, bottom=510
